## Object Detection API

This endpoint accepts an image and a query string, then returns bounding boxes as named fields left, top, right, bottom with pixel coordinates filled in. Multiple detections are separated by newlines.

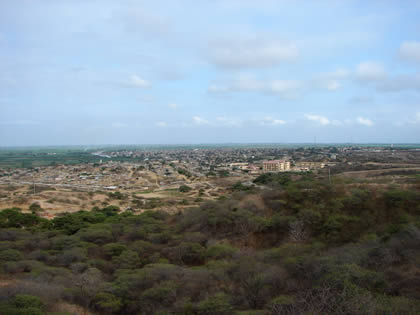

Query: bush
left=112, top=250, right=141, bottom=269
left=103, top=243, right=127, bottom=257
left=179, top=185, right=192, bottom=193
left=0, top=249, right=23, bottom=261
left=78, top=228, right=113, bottom=245
left=195, top=293, right=233, bottom=315
left=29, top=202, right=43, bottom=213
left=206, top=244, right=237, bottom=260
left=93, top=292, right=122, bottom=313
left=0, top=294, right=45, bottom=315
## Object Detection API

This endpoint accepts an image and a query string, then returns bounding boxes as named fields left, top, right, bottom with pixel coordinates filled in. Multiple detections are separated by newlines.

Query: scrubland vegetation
left=0, top=173, right=420, bottom=314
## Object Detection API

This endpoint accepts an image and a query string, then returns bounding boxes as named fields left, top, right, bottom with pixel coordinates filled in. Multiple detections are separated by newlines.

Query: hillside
left=0, top=173, right=420, bottom=314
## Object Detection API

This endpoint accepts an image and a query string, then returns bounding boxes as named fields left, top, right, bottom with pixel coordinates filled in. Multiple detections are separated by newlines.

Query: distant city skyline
left=1, top=0, right=420, bottom=145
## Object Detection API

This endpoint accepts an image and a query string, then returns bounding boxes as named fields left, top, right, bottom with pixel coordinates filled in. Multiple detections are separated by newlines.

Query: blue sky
left=1, top=0, right=420, bottom=145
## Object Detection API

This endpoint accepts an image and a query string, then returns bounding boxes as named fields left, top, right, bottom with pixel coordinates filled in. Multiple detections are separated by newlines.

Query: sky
left=0, top=0, right=420, bottom=146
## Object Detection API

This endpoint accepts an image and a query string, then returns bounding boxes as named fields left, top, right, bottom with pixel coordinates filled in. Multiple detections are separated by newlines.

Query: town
left=1, top=145, right=419, bottom=218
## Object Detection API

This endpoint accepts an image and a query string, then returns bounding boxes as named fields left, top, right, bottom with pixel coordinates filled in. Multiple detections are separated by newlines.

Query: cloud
left=351, top=62, right=420, bottom=93
left=356, top=117, right=374, bottom=126
left=216, top=116, right=241, bottom=126
left=192, top=116, right=210, bottom=125
left=268, top=80, right=300, bottom=95
left=396, top=112, right=420, bottom=126
left=326, top=80, right=340, bottom=90
left=349, top=96, right=374, bottom=104
left=111, top=122, right=127, bottom=128
left=376, top=74, right=420, bottom=92
left=408, top=112, right=420, bottom=124
left=129, top=75, right=151, bottom=88
left=168, top=103, right=177, bottom=109
left=209, top=35, right=299, bottom=69
left=399, top=41, right=420, bottom=63
left=119, top=7, right=171, bottom=38
left=328, top=68, right=351, bottom=79
left=331, top=120, right=343, bottom=126
left=316, top=64, right=420, bottom=94
left=208, top=85, right=230, bottom=93
left=342, top=61, right=420, bottom=93
left=355, top=62, right=386, bottom=81
left=304, top=115, right=373, bottom=127
left=258, top=117, right=286, bottom=126
left=305, top=114, right=330, bottom=126
left=208, top=75, right=300, bottom=98
left=313, top=68, right=349, bottom=91
left=156, top=121, right=167, bottom=127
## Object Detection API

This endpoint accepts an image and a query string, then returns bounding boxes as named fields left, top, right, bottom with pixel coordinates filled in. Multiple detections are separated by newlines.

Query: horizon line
left=1, top=142, right=420, bottom=149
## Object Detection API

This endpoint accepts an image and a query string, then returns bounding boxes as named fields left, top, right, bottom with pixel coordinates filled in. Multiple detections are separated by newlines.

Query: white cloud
left=216, top=117, right=241, bottom=126
left=129, top=75, right=151, bottom=88
left=396, top=112, right=420, bottom=126
left=328, top=68, right=350, bottom=79
left=376, top=74, right=420, bottom=92
left=331, top=120, right=343, bottom=126
left=268, top=80, right=300, bottom=95
left=259, top=117, right=286, bottom=126
left=168, top=103, right=177, bottom=109
left=399, top=41, right=420, bottom=63
left=313, top=68, right=349, bottom=91
left=208, top=75, right=300, bottom=98
left=305, top=114, right=330, bottom=126
left=408, top=112, right=420, bottom=124
left=356, top=62, right=386, bottom=81
left=120, top=7, right=171, bottom=38
left=349, top=96, right=374, bottom=104
left=208, top=85, right=229, bottom=93
left=326, top=80, right=340, bottom=90
left=192, top=116, right=210, bottom=125
left=209, top=35, right=299, bottom=69
left=356, top=117, right=374, bottom=126
left=156, top=121, right=167, bottom=127
left=232, top=75, right=262, bottom=91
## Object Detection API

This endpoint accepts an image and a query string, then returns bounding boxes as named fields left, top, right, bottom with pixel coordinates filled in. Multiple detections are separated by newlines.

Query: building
left=263, top=160, right=291, bottom=172
left=294, top=162, right=325, bottom=170
left=229, top=162, right=249, bottom=170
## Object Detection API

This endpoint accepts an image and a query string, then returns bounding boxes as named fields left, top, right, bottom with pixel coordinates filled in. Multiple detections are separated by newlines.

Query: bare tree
left=288, top=220, right=308, bottom=242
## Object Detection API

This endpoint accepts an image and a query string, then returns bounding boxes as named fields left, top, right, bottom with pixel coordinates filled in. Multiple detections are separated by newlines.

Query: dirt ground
left=0, top=173, right=255, bottom=218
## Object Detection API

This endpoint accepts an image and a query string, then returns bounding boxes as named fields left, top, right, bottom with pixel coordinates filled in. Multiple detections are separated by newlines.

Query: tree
left=289, top=220, right=309, bottom=242
left=195, top=293, right=233, bottom=315
left=93, top=292, right=122, bottom=314
left=29, top=202, right=43, bottom=214
left=179, top=185, right=192, bottom=193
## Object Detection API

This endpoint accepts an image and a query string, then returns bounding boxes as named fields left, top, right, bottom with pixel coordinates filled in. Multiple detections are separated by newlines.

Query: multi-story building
left=263, top=160, right=291, bottom=172
left=294, top=161, right=325, bottom=170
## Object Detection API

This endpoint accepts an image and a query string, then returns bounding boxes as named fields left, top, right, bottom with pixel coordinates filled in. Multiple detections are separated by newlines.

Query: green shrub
left=179, top=185, right=192, bottom=193
left=195, top=293, right=233, bottom=315
left=0, top=249, right=23, bottom=261
left=206, top=244, right=237, bottom=260
left=78, top=228, right=113, bottom=245
left=112, top=250, right=141, bottom=269
left=93, top=292, right=122, bottom=313
left=103, top=243, right=127, bottom=257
